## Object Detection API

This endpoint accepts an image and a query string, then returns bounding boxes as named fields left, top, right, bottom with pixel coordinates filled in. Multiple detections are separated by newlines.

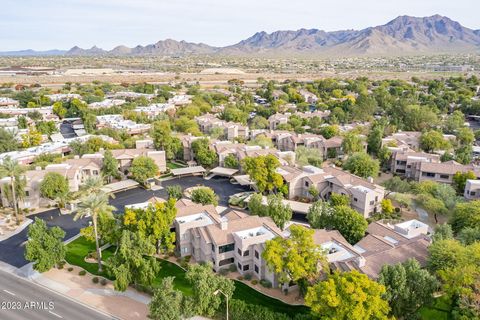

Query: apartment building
left=389, top=148, right=440, bottom=178
left=278, top=165, right=385, bottom=217
left=173, top=201, right=284, bottom=285
left=464, top=179, right=480, bottom=200
left=96, top=115, right=151, bottom=135
left=46, top=93, right=82, bottom=102
left=196, top=114, right=249, bottom=141
left=88, top=99, right=126, bottom=109
left=275, top=132, right=344, bottom=159
left=83, top=149, right=166, bottom=173
left=411, top=160, right=478, bottom=184
left=0, top=157, right=102, bottom=209
left=134, top=103, right=175, bottom=118
left=0, top=97, right=19, bottom=107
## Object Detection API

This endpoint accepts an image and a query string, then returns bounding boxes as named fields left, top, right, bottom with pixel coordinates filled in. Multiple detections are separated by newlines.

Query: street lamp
left=213, top=289, right=228, bottom=320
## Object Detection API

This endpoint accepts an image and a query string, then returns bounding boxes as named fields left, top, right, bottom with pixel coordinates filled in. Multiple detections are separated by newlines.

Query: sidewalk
left=35, top=265, right=149, bottom=320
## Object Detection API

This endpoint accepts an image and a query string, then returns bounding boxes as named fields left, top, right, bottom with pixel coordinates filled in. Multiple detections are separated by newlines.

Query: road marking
left=48, top=310, right=63, bottom=318
left=3, top=289, right=16, bottom=296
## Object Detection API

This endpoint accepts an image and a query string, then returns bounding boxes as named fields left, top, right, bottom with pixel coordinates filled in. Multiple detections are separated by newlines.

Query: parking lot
left=0, top=176, right=249, bottom=268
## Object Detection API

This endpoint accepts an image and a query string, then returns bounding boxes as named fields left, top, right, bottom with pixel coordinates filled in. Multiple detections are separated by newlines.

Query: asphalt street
left=0, top=269, right=115, bottom=320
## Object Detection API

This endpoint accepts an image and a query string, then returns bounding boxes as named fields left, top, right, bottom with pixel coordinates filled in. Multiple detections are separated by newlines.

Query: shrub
left=100, top=278, right=107, bottom=286
left=260, top=279, right=272, bottom=288
left=67, top=267, right=73, bottom=272
left=251, top=279, right=258, bottom=285
left=78, top=270, right=86, bottom=276
left=191, top=187, right=218, bottom=206
left=229, top=264, right=237, bottom=272
left=244, top=273, right=252, bottom=280
left=92, top=277, right=99, bottom=284
left=219, top=269, right=229, bottom=276
left=237, top=276, right=244, bottom=281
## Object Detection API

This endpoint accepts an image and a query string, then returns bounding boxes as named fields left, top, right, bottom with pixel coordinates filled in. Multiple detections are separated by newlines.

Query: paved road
left=0, top=269, right=115, bottom=320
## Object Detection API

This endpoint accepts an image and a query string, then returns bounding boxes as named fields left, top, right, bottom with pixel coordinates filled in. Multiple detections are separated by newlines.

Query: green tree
left=295, top=146, right=323, bottom=167
left=149, top=277, right=185, bottom=320
left=39, top=172, right=69, bottom=206
left=250, top=115, right=269, bottom=129
left=305, top=270, right=390, bottom=320
left=343, top=152, right=379, bottom=178
left=263, top=225, right=327, bottom=285
left=420, top=130, right=450, bottom=153
left=191, top=138, right=217, bottom=167
left=379, top=259, right=438, bottom=318
left=130, top=156, right=158, bottom=184
left=307, top=201, right=334, bottom=229
left=432, top=223, right=454, bottom=242
left=101, top=150, right=120, bottom=183
left=223, top=154, right=239, bottom=169
left=367, top=124, right=384, bottom=155
left=108, top=230, right=160, bottom=292
left=265, top=193, right=292, bottom=230
left=21, top=127, right=42, bottom=148
left=0, top=128, right=18, bottom=152
left=123, top=199, right=177, bottom=254
left=341, top=132, right=364, bottom=155
left=319, top=205, right=368, bottom=244
left=0, top=156, right=26, bottom=224
left=151, top=120, right=181, bottom=160
left=248, top=134, right=274, bottom=148
left=380, top=199, right=394, bottom=215
left=185, top=263, right=235, bottom=318
left=25, top=218, right=66, bottom=272
left=452, top=171, right=476, bottom=195
left=320, top=125, right=339, bottom=139
left=247, top=193, right=267, bottom=216
left=52, top=101, right=67, bottom=119
left=75, top=192, right=115, bottom=272
left=382, top=176, right=411, bottom=196
left=166, top=185, right=183, bottom=200
left=329, top=193, right=350, bottom=207
left=450, top=200, right=480, bottom=233
left=241, top=155, right=283, bottom=194
left=191, top=187, right=218, bottom=206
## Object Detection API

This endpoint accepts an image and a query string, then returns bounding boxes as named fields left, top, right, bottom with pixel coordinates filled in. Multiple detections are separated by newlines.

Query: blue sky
left=1, top=0, right=478, bottom=51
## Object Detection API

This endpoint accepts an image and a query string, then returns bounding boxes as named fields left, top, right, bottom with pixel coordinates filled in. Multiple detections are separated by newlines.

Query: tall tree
left=341, top=132, right=364, bottom=155
left=241, top=154, right=283, bottom=194
left=75, top=192, right=115, bottom=272
left=191, top=138, right=217, bottom=167
left=0, top=156, right=26, bottom=224
left=25, top=218, right=66, bottom=272
left=419, top=130, right=451, bottom=153
left=185, top=263, right=235, bottom=318
left=379, top=259, right=438, bottom=318
left=263, top=225, right=327, bottom=285
left=307, top=200, right=334, bottom=229
left=149, top=277, right=186, bottom=320
left=265, top=193, right=292, bottom=230
left=101, top=150, right=120, bottom=183
left=130, top=156, right=158, bottom=184
left=0, top=128, right=18, bottom=152
left=342, top=152, right=379, bottom=179
left=108, top=230, right=160, bottom=291
left=39, top=172, right=69, bottom=207
left=305, top=271, right=390, bottom=320
left=316, top=205, right=368, bottom=244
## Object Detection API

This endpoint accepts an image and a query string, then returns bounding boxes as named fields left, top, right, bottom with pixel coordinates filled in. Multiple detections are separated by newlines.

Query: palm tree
left=0, top=157, right=26, bottom=225
left=75, top=191, right=115, bottom=272
left=74, top=176, right=115, bottom=200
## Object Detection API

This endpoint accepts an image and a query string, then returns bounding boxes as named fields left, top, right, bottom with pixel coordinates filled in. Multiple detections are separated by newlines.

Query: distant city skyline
left=1, top=0, right=478, bottom=51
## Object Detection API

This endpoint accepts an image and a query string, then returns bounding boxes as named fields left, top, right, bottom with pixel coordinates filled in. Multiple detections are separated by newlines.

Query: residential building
left=0, top=97, right=19, bottom=107
left=88, top=99, right=126, bottom=109
left=46, top=94, right=82, bottom=102
left=389, top=148, right=440, bottom=178
left=83, top=149, right=166, bottom=173
left=278, top=165, right=385, bottom=217
left=96, top=115, right=151, bottom=135
left=411, top=160, right=479, bottom=184
left=464, top=179, right=480, bottom=200
left=134, top=103, right=175, bottom=118
left=196, top=114, right=249, bottom=141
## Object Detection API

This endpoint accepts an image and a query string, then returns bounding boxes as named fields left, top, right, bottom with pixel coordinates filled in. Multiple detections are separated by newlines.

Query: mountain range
left=3, top=15, right=480, bottom=57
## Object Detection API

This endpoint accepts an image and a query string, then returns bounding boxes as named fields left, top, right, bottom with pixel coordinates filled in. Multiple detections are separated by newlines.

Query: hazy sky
left=1, top=0, right=478, bottom=51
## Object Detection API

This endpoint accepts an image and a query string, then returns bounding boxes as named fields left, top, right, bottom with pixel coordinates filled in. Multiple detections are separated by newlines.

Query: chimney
left=220, top=220, right=228, bottom=231
left=357, top=256, right=366, bottom=268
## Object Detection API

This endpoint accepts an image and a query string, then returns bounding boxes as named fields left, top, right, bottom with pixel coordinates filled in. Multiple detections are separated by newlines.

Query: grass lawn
left=66, top=237, right=309, bottom=317
left=167, top=162, right=186, bottom=170
left=418, top=295, right=452, bottom=320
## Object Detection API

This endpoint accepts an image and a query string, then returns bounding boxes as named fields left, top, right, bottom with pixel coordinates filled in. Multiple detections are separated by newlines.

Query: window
left=238, top=263, right=242, bottom=270
left=375, top=196, right=378, bottom=202
left=304, top=181, right=309, bottom=187
left=254, top=265, right=259, bottom=273
left=254, top=250, right=259, bottom=259
left=218, top=258, right=234, bottom=266
left=471, top=191, right=476, bottom=196
left=407, top=165, right=411, bottom=168
left=243, top=265, right=250, bottom=271
left=237, top=248, right=241, bottom=255
left=219, top=243, right=235, bottom=253
left=243, top=250, right=249, bottom=257
left=353, top=197, right=358, bottom=202
left=370, top=201, right=374, bottom=205
left=25, top=190, right=30, bottom=197
left=396, top=169, right=406, bottom=174
left=182, top=247, right=188, bottom=254
left=211, top=244, right=215, bottom=253
left=439, top=174, right=449, bottom=179
left=422, top=172, right=435, bottom=177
